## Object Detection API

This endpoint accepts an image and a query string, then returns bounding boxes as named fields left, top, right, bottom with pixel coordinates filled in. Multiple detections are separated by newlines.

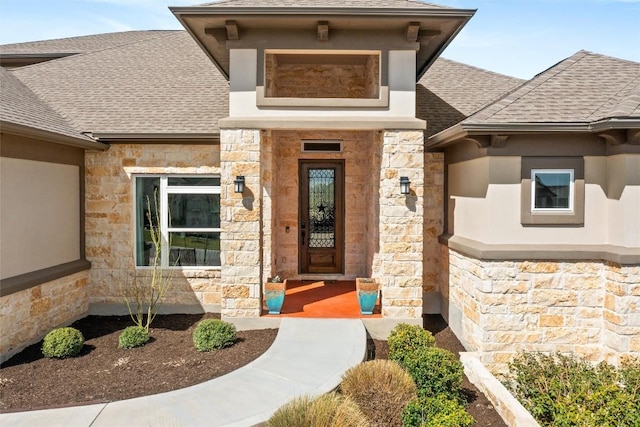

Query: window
left=521, top=157, right=584, bottom=225
left=135, top=176, right=221, bottom=268
left=531, top=169, right=574, bottom=211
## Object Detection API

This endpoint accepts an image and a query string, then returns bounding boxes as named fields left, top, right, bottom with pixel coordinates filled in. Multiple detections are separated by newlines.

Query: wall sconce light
left=400, top=176, right=411, bottom=195
left=234, top=175, right=245, bottom=194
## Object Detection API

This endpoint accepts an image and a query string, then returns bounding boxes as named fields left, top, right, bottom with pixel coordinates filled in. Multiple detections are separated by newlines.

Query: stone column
left=376, top=130, right=424, bottom=318
left=220, top=129, right=262, bottom=317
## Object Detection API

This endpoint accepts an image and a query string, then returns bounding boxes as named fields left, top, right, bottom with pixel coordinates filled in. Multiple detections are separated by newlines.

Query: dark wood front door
left=299, top=160, right=344, bottom=274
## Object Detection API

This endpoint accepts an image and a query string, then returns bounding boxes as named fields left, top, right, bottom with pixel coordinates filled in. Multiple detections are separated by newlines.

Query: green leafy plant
left=394, top=347, right=464, bottom=401
left=192, top=319, right=237, bottom=352
left=340, top=359, right=417, bottom=427
left=506, top=352, right=640, bottom=427
left=122, top=190, right=174, bottom=333
left=402, top=396, right=474, bottom=427
left=268, top=393, right=369, bottom=427
left=118, top=326, right=150, bottom=349
left=41, top=327, right=84, bottom=358
left=387, top=323, right=436, bottom=364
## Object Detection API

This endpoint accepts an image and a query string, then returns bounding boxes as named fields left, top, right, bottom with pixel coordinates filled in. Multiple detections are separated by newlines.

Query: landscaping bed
left=1, top=313, right=506, bottom=426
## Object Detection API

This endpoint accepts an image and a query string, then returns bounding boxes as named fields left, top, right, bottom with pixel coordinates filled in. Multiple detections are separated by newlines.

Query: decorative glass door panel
left=299, top=161, right=344, bottom=274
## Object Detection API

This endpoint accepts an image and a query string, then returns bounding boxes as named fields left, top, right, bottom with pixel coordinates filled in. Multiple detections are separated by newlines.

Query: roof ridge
left=12, top=31, right=186, bottom=72
left=468, top=50, right=590, bottom=123
left=1, top=68, right=90, bottom=140
left=587, top=72, right=640, bottom=121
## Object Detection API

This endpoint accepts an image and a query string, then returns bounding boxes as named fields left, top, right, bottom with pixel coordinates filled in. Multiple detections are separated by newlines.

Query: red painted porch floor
left=263, top=280, right=382, bottom=318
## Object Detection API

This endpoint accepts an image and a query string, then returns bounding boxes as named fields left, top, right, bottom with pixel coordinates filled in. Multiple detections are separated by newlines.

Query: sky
left=0, top=0, right=638, bottom=79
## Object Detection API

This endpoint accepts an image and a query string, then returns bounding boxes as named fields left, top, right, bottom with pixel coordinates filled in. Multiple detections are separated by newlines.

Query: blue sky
left=0, top=0, right=638, bottom=79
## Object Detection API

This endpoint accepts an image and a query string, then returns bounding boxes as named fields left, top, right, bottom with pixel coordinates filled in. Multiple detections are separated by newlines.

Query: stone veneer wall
left=273, top=130, right=376, bottom=279
left=0, top=271, right=88, bottom=362
left=85, top=144, right=221, bottom=311
left=445, top=248, right=640, bottom=373
left=423, top=153, right=444, bottom=294
left=374, top=130, right=424, bottom=318
left=220, top=130, right=262, bottom=317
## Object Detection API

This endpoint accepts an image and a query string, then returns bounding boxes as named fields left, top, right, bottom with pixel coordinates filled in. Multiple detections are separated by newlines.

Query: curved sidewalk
left=1, top=318, right=367, bottom=427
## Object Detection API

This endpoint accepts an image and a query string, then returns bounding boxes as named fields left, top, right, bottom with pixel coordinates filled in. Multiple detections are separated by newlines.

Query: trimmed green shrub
left=402, top=396, right=474, bottom=427
left=41, top=327, right=84, bottom=358
left=387, top=323, right=435, bottom=364
left=192, top=319, right=236, bottom=352
left=268, top=393, right=369, bottom=427
left=396, top=347, right=464, bottom=401
left=340, top=359, right=417, bottom=426
left=507, top=352, right=640, bottom=427
left=118, top=326, right=150, bottom=349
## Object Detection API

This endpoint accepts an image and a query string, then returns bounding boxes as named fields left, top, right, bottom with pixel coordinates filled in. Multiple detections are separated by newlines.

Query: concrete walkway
left=1, top=318, right=367, bottom=427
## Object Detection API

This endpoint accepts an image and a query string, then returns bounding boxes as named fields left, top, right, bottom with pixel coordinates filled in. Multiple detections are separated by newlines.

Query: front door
left=299, top=160, right=344, bottom=274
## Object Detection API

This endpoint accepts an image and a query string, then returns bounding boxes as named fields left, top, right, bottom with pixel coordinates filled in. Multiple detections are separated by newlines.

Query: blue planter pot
left=265, top=290, right=285, bottom=314
left=357, top=289, right=378, bottom=315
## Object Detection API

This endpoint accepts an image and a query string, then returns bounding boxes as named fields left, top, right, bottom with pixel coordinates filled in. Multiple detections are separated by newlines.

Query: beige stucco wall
left=229, top=49, right=415, bottom=117
left=0, top=271, right=88, bottom=363
left=0, top=157, right=79, bottom=279
left=85, top=144, right=221, bottom=313
left=448, top=152, right=639, bottom=247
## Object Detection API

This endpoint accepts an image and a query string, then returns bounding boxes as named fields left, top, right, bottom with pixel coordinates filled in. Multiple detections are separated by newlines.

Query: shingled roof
left=0, top=67, right=102, bottom=147
left=428, top=50, right=640, bottom=146
left=466, top=50, right=640, bottom=124
left=6, top=30, right=517, bottom=140
left=194, top=0, right=450, bottom=8
left=418, top=58, right=524, bottom=136
left=9, top=32, right=228, bottom=139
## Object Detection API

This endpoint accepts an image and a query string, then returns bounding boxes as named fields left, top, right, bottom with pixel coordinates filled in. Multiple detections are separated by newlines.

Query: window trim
left=134, top=175, right=221, bottom=270
left=521, top=157, right=584, bottom=226
left=530, top=168, right=574, bottom=212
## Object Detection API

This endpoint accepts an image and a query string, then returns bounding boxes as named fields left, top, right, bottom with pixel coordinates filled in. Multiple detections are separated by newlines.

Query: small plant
left=118, top=325, right=150, bottom=349
left=122, top=190, right=174, bottom=334
left=268, top=275, right=282, bottom=283
left=41, top=327, right=84, bottom=358
left=395, top=347, right=464, bottom=401
left=387, top=323, right=436, bottom=364
left=402, top=396, right=474, bottom=427
left=507, top=352, right=640, bottom=427
left=192, top=319, right=237, bottom=352
left=340, top=359, right=417, bottom=427
left=268, top=393, right=369, bottom=427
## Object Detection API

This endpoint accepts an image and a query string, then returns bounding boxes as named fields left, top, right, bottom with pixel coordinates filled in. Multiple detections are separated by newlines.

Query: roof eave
left=170, top=6, right=476, bottom=18
left=427, top=118, right=640, bottom=148
left=426, top=122, right=593, bottom=148
left=90, top=132, right=221, bottom=144
left=0, top=120, right=108, bottom=150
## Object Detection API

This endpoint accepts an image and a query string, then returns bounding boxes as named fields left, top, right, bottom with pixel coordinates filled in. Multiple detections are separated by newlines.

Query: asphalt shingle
left=465, top=50, right=640, bottom=125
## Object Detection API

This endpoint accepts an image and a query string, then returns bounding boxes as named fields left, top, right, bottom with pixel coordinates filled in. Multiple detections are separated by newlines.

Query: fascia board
left=0, top=121, right=108, bottom=150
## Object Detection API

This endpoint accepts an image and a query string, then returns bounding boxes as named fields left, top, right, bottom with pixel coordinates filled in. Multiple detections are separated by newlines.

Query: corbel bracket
left=226, top=20, right=239, bottom=40
left=317, top=21, right=329, bottom=41
left=490, top=134, right=510, bottom=148
left=627, top=129, right=640, bottom=145
left=597, top=129, right=626, bottom=145
left=462, top=134, right=509, bottom=149
left=407, top=22, right=420, bottom=42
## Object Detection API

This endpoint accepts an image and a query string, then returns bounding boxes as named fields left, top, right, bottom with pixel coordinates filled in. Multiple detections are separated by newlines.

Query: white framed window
left=531, top=169, right=574, bottom=212
left=135, top=176, right=221, bottom=268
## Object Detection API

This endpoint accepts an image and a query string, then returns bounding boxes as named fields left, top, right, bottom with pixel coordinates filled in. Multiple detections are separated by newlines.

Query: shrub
left=340, top=359, right=417, bottom=427
left=268, top=393, right=369, bottom=427
left=507, top=352, right=640, bottom=427
left=387, top=323, right=435, bottom=364
left=41, top=327, right=84, bottom=358
left=193, top=319, right=236, bottom=352
left=118, top=326, right=150, bottom=349
left=396, top=347, right=464, bottom=401
left=402, top=396, right=474, bottom=427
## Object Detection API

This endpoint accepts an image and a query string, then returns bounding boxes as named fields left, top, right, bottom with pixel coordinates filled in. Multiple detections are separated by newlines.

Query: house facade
left=1, top=0, right=638, bottom=372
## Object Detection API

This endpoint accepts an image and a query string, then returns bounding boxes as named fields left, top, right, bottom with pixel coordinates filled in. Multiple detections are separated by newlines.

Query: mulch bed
left=1, top=313, right=506, bottom=426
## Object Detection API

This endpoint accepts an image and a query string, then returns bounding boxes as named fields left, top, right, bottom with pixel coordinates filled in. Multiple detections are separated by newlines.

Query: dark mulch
left=370, top=314, right=507, bottom=427
left=1, top=313, right=506, bottom=426
left=0, top=314, right=277, bottom=412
